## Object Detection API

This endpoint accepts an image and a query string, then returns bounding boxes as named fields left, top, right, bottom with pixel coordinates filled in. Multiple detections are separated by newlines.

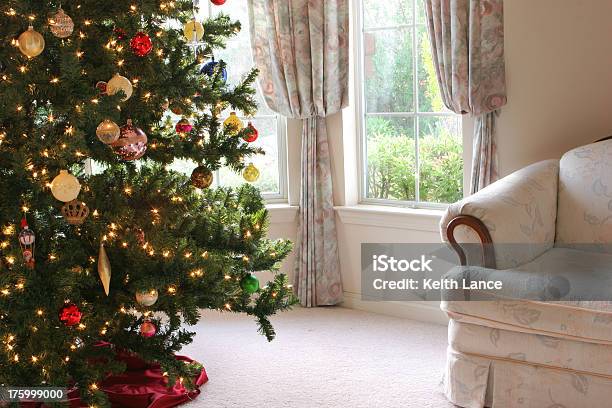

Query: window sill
left=266, top=203, right=299, bottom=224
left=334, top=205, right=444, bottom=232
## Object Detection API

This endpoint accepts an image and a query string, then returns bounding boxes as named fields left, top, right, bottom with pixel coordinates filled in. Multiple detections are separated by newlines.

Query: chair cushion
left=556, top=139, right=612, bottom=249
left=441, top=248, right=612, bottom=343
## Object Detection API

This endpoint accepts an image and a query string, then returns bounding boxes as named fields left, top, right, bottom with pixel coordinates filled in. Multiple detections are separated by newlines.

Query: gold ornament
left=223, top=112, right=244, bottom=135
left=51, top=170, right=81, bottom=202
left=107, top=74, right=133, bottom=101
left=61, top=200, right=89, bottom=225
left=98, top=243, right=111, bottom=296
left=49, top=8, right=74, bottom=38
left=135, top=289, right=159, bottom=306
left=243, top=163, right=260, bottom=182
left=183, top=20, right=204, bottom=42
left=18, top=25, right=45, bottom=58
left=190, top=166, right=213, bottom=189
left=96, top=119, right=121, bottom=144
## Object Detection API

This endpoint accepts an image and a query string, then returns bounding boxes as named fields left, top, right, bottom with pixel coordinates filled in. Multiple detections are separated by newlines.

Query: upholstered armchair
left=439, top=138, right=612, bottom=408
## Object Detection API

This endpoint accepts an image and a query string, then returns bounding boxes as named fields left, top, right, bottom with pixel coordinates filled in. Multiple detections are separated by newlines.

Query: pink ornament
left=140, top=321, right=157, bottom=338
left=109, top=120, right=148, bottom=161
left=175, top=119, right=193, bottom=134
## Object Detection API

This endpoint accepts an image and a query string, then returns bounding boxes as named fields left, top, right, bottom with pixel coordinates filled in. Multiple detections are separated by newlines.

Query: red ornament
left=59, top=304, right=82, bottom=326
left=130, top=32, right=153, bottom=57
left=95, top=81, right=107, bottom=95
left=140, top=321, right=157, bottom=337
left=211, top=0, right=226, bottom=5
left=242, top=122, right=259, bottom=143
left=175, top=119, right=193, bottom=134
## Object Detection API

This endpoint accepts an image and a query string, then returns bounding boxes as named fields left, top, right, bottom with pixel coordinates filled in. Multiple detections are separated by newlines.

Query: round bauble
left=190, top=166, right=213, bottom=189
left=223, top=112, right=243, bottom=135
left=107, top=74, right=133, bottom=101
left=184, top=20, right=204, bottom=42
left=61, top=200, right=89, bottom=225
left=241, top=274, right=260, bottom=294
left=200, top=59, right=227, bottom=82
left=170, top=104, right=183, bottom=115
left=49, top=8, right=74, bottom=38
left=130, top=32, right=153, bottom=57
left=243, top=163, right=260, bottom=183
left=175, top=118, right=193, bottom=134
left=96, top=119, right=121, bottom=144
left=51, top=170, right=81, bottom=202
left=109, top=120, right=147, bottom=161
left=18, top=25, right=45, bottom=58
left=59, top=303, right=82, bottom=326
left=211, top=0, right=227, bottom=5
left=242, top=122, right=259, bottom=143
left=135, top=289, right=159, bottom=307
left=140, top=321, right=157, bottom=337
left=95, top=81, right=108, bottom=95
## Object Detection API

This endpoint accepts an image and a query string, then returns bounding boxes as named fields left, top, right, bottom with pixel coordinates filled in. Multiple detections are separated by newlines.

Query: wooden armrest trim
left=446, top=215, right=496, bottom=268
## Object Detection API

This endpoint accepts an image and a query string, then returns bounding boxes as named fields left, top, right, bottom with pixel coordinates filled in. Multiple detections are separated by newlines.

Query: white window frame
left=354, top=0, right=462, bottom=210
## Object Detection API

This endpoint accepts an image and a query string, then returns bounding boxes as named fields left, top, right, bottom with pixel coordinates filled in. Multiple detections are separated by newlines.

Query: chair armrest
left=441, top=159, right=559, bottom=269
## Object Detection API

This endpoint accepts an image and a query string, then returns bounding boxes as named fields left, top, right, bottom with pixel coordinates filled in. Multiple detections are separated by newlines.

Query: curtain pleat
left=248, top=0, right=347, bottom=306
left=471, top=111, right=499, bottom=194
left=424, top=0, right=507, bottom=191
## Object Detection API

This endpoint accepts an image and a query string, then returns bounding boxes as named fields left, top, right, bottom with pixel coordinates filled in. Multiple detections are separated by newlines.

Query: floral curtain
left=424, top=0, right=507, bottom=192
left=248, top=0, right=348, bottom=306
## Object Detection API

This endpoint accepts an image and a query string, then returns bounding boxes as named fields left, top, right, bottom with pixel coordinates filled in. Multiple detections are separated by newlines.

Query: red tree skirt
left=23, top=354, right=208, bottom=408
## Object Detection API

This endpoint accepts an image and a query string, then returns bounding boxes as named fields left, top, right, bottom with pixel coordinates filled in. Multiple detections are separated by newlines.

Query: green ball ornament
left=241, top=274, right=259, bottom=294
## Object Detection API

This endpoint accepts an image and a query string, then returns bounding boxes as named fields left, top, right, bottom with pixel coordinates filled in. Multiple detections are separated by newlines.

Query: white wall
left=496, top=0, right=612, bottom=175
left=266, top=0, right=612, bottom=323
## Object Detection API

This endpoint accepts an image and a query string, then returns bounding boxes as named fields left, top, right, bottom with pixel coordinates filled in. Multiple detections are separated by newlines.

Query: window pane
left=365, top=116, right=416, bottom=201
left=417, top=26, right=449, bottom=113
left=363, top=0, right=412, bottom=28
left=209, top=4, right=274, bottom=116
left=418, top=116, right=463, bottom=203
left=218, top=117, right=280, bottom=195
left=417, top=0, right=427, bottom=24
left=364, top=29, right=414, bottom=113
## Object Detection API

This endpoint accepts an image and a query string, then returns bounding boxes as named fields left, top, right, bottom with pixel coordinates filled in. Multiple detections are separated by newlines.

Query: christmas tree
left=0, top=0, right=295, bottom=405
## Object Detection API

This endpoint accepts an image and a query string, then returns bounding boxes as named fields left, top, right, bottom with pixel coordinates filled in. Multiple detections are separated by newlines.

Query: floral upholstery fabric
left=442, top=298, right=612, bottom=344
left=556, top=139, right=612, bottom=249
left=440, top=140, right=612, bottom=406
left=445, top=348, right=612, bottom=408
left=440, top=159, right=559, bottom=269
left=449, top=320, right=612, bottom=377
left=248, top=0, right=348, bottom=306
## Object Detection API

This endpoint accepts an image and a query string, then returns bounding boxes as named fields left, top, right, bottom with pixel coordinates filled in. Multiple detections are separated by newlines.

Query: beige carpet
left=182, top=306, right=453, bottom=408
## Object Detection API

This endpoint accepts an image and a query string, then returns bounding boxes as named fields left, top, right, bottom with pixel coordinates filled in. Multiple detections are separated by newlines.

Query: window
left=170, top=2, right=287, bottom=201
left=357, top=0, right=463, bottom=207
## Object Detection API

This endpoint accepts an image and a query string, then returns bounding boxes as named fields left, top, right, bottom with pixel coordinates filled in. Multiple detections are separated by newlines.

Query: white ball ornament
left=107, top=74, right=133, bottom=101
left=51, top=170, right=81, bottom=202
left=136, top=289, right=159, bottom=306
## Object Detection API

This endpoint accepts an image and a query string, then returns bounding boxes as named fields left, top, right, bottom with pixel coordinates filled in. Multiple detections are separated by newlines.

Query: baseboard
left=340, top=291, right=449, bottom=326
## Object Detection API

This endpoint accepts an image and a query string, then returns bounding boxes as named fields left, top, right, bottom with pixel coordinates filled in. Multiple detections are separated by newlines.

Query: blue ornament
left=200, top=59, right=227, bottom=83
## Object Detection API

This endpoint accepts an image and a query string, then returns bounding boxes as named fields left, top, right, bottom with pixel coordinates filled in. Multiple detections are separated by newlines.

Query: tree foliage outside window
left=362, top=0, right=463, bottom=205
